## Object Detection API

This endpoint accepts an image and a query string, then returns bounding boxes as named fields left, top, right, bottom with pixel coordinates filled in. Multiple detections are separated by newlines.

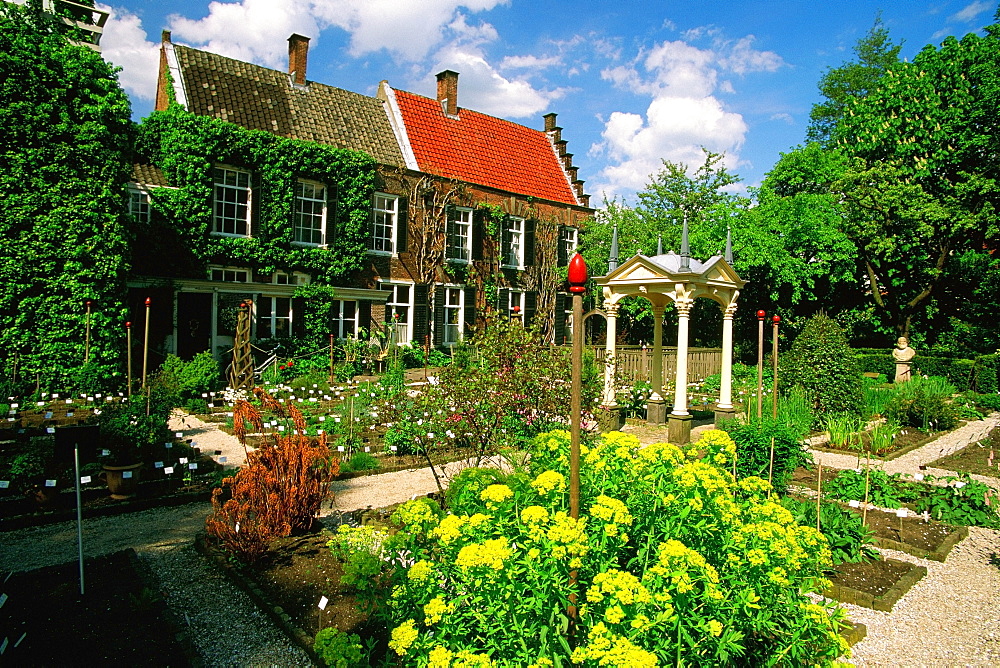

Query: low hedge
left=854, top=351, right=1000, bottom=393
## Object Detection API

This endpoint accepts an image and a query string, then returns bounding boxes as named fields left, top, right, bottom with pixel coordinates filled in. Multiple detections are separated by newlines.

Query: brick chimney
left=436, top=70, right=459, bottom=116
left=288, top=34, right=310, bottom=86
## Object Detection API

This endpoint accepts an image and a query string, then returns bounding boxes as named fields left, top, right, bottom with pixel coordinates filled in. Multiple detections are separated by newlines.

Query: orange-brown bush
left=205, top=389, right=339, bottom=562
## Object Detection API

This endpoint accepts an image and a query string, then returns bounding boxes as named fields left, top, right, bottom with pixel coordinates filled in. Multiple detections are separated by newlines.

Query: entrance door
left=176, top=292, right=213, bottom=360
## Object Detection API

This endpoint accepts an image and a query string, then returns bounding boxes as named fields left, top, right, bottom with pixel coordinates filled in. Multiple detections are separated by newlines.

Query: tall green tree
left=807, top=14, right=903, bottom=144
left=0, top=1, right=133, bottom=391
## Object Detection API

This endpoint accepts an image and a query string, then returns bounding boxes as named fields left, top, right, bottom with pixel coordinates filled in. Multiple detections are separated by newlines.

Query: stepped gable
left=392, top=88, right=581, bottom=206
left=170, top=43, right=406, bottom=167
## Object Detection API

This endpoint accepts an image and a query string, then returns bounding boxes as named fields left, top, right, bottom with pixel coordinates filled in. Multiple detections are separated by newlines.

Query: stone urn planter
left=101, top=462, right=143, bottom=500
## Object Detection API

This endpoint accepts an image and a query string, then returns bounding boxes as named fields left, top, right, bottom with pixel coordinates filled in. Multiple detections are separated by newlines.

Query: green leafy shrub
left=863, top=384, right=895, bottom=418
left=886, top=375, right=958, bottom=431
left=158, top=352, right=221, bottom=404
left=777, top=385, right=814, bottom=439
left=334, top=429, right=847, bottom=666
left=313, top=628, right=365, bottom=668
left=342, top=451, right=380, bottom=473
left=722, top=418, right=808, bottom=491
left=824, top=468, right=903, bottom=509
left=973, top=392, right=1000, bottom=412
left=913, top=475, right=1000, bottom=528
left=781, top=314, right=863, bottom=426
left=616, top=380, right=651, bottom=419
left=780, top=497, right=879, bottom=564
left=443, top=466, right=505, bottom=514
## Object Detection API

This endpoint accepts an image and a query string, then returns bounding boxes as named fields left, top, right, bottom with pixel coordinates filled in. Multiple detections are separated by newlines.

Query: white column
left=671, top=299, right=692, bottom=416
left=602, top=303, right=618, bottom=406
left=717, top=302, right=736, bottom=410
left=649, top=305, right=665, bottom=401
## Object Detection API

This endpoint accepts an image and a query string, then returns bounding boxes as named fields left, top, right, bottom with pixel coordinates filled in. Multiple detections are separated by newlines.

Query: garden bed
left=824, top=557, right=927, bottom=611
left=850, top=506, right=968, bottom=562
left=926, top=429, right=1000, bottom=479
left=1, top=549, right=192, bottom=665
left=809, top=425, right=947, bottom=460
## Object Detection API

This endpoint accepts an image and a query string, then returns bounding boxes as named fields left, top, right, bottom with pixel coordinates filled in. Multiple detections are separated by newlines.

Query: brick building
left=130, top=32, right=593, bottom=359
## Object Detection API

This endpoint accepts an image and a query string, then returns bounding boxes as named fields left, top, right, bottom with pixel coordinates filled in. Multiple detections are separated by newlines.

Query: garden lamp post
left=756, top=310, right=765, bottom=420
left=84, top=300, right=92, bottom=364
left=141, top=297, right=151, bottom=389
left=568, top=252, right=587, bottom=521
left=772, top=314, right=781, bottom=419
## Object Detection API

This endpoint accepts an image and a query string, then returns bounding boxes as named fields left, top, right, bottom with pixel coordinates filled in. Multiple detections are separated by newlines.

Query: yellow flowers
left=455, top=538, right=513, bottom=572
left=393, top=498, right=440, bottom=529
left=546, top=511, right=588, bottom=559
left=429, top=646, right=452, bottom=668
left=587, top=569, right=651, bottom=606
left=389, top=619, right=418, bottom=656
left=407, top=559, right=433, bottom=582
left=424, top=595, right=455, bottom=625
left=531, top=470, right=566, bottom=496
left=433, top=514, right=466, bottom=544
left=590, top=495, right=633, bottom=526
left=571, top=622, right=659, bottom=667
left=706, top=619, right=723, bottom=637
left=521, top=505, right=549, bottom=525
left=479, top=484, right=513, bottom=505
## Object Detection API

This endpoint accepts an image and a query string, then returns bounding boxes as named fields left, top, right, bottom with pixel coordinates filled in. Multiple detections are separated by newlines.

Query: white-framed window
left=257, top=296, right=292, bottom=339
left=444, top=287, right=464, bottom=345
left=331, top=300, right=358, bottom=339
left=294, top=180, right=326, bottom=245
left=382, top=282, right=413, bottom=344
left=562, top=226, right=579, bottom=261
left=370, top=193, right=397, bottom=254
left=212, top=167, right=251, bottom=236
left=209, top=266, right=250, bottom=283
left=447, top=207, right=473, bottom=262
left=503, top=216, right=525, bottom=268
left=128, top=187, right=150, bottom=223
left=508, top=290, right=526, bottom=320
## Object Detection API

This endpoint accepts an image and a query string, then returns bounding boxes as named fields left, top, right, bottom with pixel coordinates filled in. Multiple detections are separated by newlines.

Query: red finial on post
left=145, top=297, right=151, bottom=307
left=568, top=253, right=588, bottom=293
left=772, top=314, right=781, bottom=324
left=756, top=309, right=766, bottom=320
left=125, top=321, right=131, bottom=328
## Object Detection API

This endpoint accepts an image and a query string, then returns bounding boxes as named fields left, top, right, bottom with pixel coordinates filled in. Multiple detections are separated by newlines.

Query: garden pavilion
left=595, top=223, right=746, bottom=444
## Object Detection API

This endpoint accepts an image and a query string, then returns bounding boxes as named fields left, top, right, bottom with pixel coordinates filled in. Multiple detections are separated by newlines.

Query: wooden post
left=329, top=333, right=335, bottom=384
left=771, top=314, right=780, bottom=419
left=768, top=436, right=775, bottom=493
left=756, top=310, right=765, bottom=420
left=141, top=297, right=151, bottom=389
left=567, top=252, right=587, bottom=631
left=84, top=300, right=92, bottom=365
left=862, top=455, right=871, bottom=527
left=126, top=321, right=132, bottom=398
left=816, top=460, right=823, bottom=533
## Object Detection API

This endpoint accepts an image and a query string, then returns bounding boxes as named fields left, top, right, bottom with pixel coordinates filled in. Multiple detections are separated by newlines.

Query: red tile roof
left=393, top=90, right=579, bottom=206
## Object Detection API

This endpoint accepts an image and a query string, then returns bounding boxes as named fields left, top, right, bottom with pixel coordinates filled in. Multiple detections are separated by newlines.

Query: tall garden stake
left=756, top=310, right=765, bottom=419
left=329, top=333, right=335, bottom=384
left=768, top=437, right=775, bottom=493
left=125, top=321, right=132, bottom=398
left=816, top=460, right=823, bottom=533
left=862, top=454, right=871, bottom=527
left=771, top=314, right=780, bottom=418
left=141, top=297, right=151, bottom=389
left=84, top=300, right=92, bottom=364
left=567, top=252, right=587, bottom=630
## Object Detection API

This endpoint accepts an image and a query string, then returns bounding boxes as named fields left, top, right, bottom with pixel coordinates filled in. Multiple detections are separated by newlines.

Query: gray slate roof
left=172, top=44, right=405, bottom=167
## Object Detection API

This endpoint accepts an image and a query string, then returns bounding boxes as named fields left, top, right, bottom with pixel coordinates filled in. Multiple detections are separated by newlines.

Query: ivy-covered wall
left=0, top=1, right=133, bottom=392
left=134, top=105, right=376, bottom=284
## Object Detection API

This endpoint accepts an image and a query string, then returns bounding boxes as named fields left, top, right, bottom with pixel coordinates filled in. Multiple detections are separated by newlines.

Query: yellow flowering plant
left=332, top=429, right=847, bottom=666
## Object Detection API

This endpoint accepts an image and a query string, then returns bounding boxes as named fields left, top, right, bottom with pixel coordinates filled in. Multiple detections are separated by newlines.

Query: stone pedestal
left=668, top=414, right=694, bottom=445
left=646, top=400, right=668, bottom=425
left=713, top=407, right=737, bottom=426
left=894, top=362, right=912, bottom=383
left=596, top=406, right=626, bottom=433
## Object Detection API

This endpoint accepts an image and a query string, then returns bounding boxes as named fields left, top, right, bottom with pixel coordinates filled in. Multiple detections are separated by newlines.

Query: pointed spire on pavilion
left=679, top=213, right=691, bottom=272
left=725, top=225, right=733, bottom=263
left=608, top=224, right=620, bottom=272
left=657, top=234, right=663, bottom=255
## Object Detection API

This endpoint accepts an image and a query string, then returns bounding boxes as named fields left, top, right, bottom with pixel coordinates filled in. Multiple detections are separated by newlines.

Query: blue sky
left=97, top=0, right=997, bottom=203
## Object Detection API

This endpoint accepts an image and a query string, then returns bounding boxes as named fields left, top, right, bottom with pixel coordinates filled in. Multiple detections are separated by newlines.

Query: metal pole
left=772, top=315, right=780, bottom=419
left=141, top=297, right=151, bottom=389
left=84, top=300, right=91, bottom=365
left=74, top=444, right=85, bottom=596
left=756, top=310, right=765, bottom=420
left=126, top=321, right=132, bottom=398
left=329, top=333, right=335, bottom=384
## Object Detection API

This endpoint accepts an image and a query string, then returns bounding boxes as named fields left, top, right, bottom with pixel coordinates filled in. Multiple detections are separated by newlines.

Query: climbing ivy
left=0, top=1, right=133, bottom=393
left=135, top=104, right=376, bottom=283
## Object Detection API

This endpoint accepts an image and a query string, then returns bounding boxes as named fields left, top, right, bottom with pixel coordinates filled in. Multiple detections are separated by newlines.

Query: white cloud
left=98, top=5, right=160, bottom=102
left=950, top=1, right=992, bottom=23
left=769, top=112, right=794, bottom=124
left=499, top=54, right=562, bottom=70
left=590, top=32, right=780, bottom=197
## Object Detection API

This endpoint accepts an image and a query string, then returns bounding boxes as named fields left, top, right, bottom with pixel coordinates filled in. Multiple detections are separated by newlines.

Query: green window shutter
left=433, top=287, right=446, bottom=347
left=471, top=209, right=485, bottom=261
left=292, top=296, right=307, bottom=338
left=553, top=293, right=566, bottom=344
left=396, top=196, right=408, bottom=253
left=557, top=226, right=568, bottom=266
left=463, top=286, right=477, bottom=336
left=523, top=219, right=536, bottom=267
left=524, top=291, right=537, bottom=326
left=250, top=171, right=263, bottom=238
left=498, top=288, right=510, bottom=313
left=413, top=283, right=429, bottom=344
left=358, top=300, right=372, bottom=332
left=325, top=183, right=337, bottom=244
left=445, top=205, right=456, bottom=259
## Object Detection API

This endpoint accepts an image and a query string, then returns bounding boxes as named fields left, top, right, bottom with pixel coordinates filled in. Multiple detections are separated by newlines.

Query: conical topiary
left=780, top=313, right=863, bottom=425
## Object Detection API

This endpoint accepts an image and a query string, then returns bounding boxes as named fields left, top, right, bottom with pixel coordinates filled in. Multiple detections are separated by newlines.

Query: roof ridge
left=393, top=88, right=549, bottom=135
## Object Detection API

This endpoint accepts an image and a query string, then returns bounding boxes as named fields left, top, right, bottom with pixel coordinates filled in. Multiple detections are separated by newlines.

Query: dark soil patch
left=810, top=426, right=937, bottom=459
left=828, top=557, right=913, bottom=598
left=792, top=465, right=843, bottom=489
left=927, top=428, right=1000, bottom=479
left=2, top=550, right=189, bottom=665
left=853, top=506, right=955, bottom=553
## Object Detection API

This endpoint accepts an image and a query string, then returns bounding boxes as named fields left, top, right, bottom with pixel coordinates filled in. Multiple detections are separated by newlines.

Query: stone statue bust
left=892, top=336, right=915, bottom=382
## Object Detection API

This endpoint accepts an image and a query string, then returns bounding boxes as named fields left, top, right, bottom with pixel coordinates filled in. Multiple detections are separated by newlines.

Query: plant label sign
left=0, top=592, right=7, bottom=609
left=46, top=427, right=55, bottom=434
left=102, top=449, right=110, bottom=456
left=337, top=446, right=344, bottom=452
left=122, top=471, right=132, bottom=479
left=365, top=447, right=370, bottom=453
left=895, top=509, right=907, bottom=518
left=155, top=462, right=164, bottom=468
left=179, top=458, right=188, bottom=464
left=44, top=479, right=56, bottom=487
left=80, top=476, right=91, bottom=484
left=0, top=481, right=8, bottom=489
left=848, top=500, right=860, bottom=508
left=175, top=432, right=184, bottom=438
left=164, top=467, right=174, bottom=474
left=44, top=411, right=52, bottom=419
left=318, top=596, right=328, bottom=610
left=189, top=463, right=197, bottom=470
left=914, top=473, right=924, bottom=481
left=219, top=456, right=227, bottom=463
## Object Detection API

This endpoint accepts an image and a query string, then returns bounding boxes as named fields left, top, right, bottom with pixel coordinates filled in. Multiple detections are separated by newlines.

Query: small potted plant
left=98, top=399, right=164, bottom=499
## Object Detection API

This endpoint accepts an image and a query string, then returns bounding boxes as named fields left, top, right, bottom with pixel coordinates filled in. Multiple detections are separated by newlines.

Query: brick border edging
left=824, top=558, right=927, bottom=612
left=123, top=547, right=204, bottom=667
left=872, top=523, right=968, bottom=562
left=193, top=533, right=322, bottom=666
left=840, top=621, right=867, bottom=647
